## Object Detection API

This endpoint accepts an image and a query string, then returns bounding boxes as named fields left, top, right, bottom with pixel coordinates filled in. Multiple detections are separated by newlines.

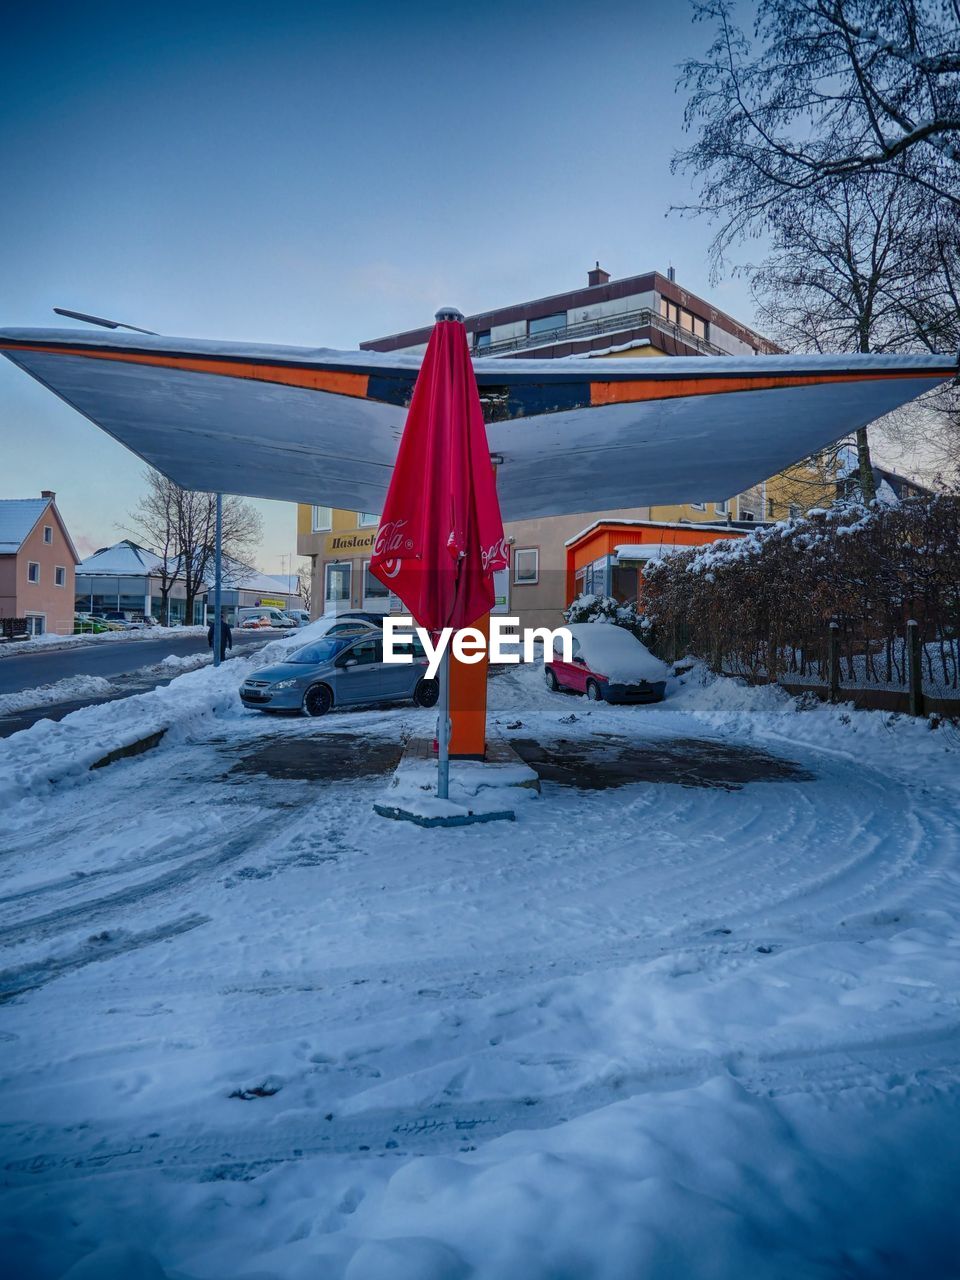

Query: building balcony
left=473, top=307, right=732, bottom=359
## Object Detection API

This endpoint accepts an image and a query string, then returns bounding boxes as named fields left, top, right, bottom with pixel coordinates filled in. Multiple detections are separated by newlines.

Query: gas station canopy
left=1, top=329, right=954, bottom=519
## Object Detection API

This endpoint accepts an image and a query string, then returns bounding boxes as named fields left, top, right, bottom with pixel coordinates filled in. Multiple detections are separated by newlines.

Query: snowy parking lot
left=1, top=649, right=959, bottom=1279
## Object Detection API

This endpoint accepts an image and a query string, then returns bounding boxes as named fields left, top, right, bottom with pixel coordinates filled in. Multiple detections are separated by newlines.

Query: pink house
left=0, top=492, right=81, bottom=636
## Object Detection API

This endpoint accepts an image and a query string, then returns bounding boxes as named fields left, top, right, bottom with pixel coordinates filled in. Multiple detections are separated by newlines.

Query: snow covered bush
left=643, top=495, right=960, bottom=690
left=563, top=593, right=646, bottom=639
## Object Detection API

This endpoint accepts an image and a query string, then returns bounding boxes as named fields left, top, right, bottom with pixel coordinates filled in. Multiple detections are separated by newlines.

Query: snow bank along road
left=0, top=628, right=268, bottom=696
left=0, top=653, right=959, bottom=1279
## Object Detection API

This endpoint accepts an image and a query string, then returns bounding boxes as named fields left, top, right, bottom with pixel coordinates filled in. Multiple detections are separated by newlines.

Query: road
left=0, top=629, right=268, bottom=696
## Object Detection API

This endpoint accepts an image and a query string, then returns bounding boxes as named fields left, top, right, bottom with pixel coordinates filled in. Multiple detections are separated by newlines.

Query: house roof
left=0, top=499, right=50, bottom=554
left=0, top=496, right=80, bottom=561
left=77, top=541, right=297, bottom=597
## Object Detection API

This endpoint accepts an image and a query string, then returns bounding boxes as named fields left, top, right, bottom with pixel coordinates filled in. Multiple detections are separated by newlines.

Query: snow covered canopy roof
left=78, top=540, right=163, bottom=576
left=0, top=497, right=53, bottom=555
left=1, top=330, right=955, bottom=520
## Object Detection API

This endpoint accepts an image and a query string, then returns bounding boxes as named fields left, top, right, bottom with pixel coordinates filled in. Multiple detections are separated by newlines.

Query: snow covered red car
left=545, top=622, right=669, bottom=704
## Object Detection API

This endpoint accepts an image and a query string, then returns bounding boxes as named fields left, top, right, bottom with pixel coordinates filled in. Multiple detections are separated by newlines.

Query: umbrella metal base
left=373, top=735, right=540, bottom=827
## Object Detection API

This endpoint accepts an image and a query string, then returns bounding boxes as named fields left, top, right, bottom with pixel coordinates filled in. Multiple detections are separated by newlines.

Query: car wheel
left=413, top=678, right=440, bottom=708
left=585, top=679, right=603, bottom=702
left=544, top=666, right=559, bottom=692
left=303, top=683, right=332, bottom=717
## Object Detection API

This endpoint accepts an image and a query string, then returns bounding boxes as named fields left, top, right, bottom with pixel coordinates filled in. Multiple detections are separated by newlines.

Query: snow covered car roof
left=564, top=623, right=669, bottom=683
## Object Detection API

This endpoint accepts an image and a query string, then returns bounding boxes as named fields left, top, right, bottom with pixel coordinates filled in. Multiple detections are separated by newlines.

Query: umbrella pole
left=437, top=648, right=451, bottom=800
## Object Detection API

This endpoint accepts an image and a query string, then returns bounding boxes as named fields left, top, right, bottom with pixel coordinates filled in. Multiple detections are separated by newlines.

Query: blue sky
left=0, top=0, right=757, bottom=568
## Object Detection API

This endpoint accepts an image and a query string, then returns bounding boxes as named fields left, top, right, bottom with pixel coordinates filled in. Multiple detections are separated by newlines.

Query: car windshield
left=288, top=638, right=351, bottom=664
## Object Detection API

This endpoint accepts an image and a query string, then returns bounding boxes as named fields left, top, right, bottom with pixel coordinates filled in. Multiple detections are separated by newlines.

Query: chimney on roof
left=667, top=265, right=676, bottom=283
left=587, top=261, right=610, bottom=287
left=41, top=490, right=55, bottom=500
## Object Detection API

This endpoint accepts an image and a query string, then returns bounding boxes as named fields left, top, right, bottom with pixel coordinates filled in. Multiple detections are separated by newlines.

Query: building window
left=767, top=497, right=776, bottom=519
left=789, top=504, right=801, bottom=520
left=714, top=500, right=729, bottom=515
left=25, top=614, right=45, bottom=636
left=528, top=312, right=566, bottom=339
left=55, top=566, right=66, bottom=587
left=513, top=548, right=539, bottom=584
left=660, top=297, right=680, bottom=325
left=27, top=561, right=40, bottom=583
left=311, top=506, right=332, bottom=532
left=43, top=525, right=52, bottom=544
left=692, top=316, right=707, bottom=340
left=363, top=561, right=389, bottom=601
left=357, top=512, right=378, bottom=528
left=324, top=561, right=352, bottom=606
left=584, top=556, right=609, bottom=596
left=475, top=330, right=491, bottom=351
left=691, top=502, right=706, bottom=512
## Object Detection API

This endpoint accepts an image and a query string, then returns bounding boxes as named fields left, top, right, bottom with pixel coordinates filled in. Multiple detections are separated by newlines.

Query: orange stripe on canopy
left=0, top=343, right=370, bottom=400
left=590, top=370, right=949, bottom=406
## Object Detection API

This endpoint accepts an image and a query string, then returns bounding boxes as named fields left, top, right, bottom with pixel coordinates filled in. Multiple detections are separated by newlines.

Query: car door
left=553, top=636, right=588, bottom=692
left=331, top=635, right=383, bottom=705
left=380, top=635, right=428, bottom=699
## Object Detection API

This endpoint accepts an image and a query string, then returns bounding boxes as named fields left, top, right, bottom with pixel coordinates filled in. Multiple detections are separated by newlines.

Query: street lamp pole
left=213, top=493, right=223, bottom=667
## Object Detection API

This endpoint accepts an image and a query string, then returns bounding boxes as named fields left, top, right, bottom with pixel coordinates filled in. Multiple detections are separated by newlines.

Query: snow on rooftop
left=78, top=540, right=164, bottom=576
left=0, top=497, right=50, bottom=554
left=614, top=543, right=682, bottom=561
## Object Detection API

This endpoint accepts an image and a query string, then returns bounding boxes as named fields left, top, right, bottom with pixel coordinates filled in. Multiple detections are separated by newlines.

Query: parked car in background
left=238, top=607, right=296, bottom=629
left=283, top=609, right=310, bottom=626
left=307, top=615, right=381, bottom=640
left=544, top=623, right=669, bottom=704
left=87, top=613, right=127, bottom=631
left=102, top=611, right=146, bottom=630
left=74, top=613, right=108, bottom=634
left=240, top=631, right=438, bottom=717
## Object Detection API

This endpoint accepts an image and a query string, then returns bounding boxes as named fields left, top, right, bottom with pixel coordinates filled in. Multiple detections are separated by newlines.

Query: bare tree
left=127, top=472, right=263, bottom=625
left=674, top=0, right=960, bottom=267
left=177, top=491, right=263, bottom=626
left=125, top=471, right=179, bottom=624
left=753, top=174, right=960, bottom=493
left=296, top=563, right=312, bottom=613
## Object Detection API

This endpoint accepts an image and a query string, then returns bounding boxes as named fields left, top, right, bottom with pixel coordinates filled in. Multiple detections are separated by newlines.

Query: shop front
left=566, top=520, right=744, bottom=609
left=319, top=526, right=400, bottom=615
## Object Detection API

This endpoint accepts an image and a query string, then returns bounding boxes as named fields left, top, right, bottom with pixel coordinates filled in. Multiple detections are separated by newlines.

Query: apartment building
left=298, top=265, right=830, bottom=626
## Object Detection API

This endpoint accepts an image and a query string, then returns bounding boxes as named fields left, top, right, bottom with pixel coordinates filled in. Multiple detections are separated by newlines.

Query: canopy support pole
left=437, top=648, right=451, bottom=799
left=213, top=492, right=223, bottom=667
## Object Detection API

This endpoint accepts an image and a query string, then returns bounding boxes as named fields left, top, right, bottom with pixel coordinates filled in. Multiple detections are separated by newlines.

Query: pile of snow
left=0, top=656, right=254, bottom=806
left=0, top=617, right=369, bottom=806
left=565, top=622, right=669, bottom=683
left=0, top=674, right=114, bottom=715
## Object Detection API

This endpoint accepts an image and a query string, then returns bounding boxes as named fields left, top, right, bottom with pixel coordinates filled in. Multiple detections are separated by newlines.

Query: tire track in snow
left=4, top=1022, right=958, bottom=1188
left=0, top=914, right=209, bottom=1003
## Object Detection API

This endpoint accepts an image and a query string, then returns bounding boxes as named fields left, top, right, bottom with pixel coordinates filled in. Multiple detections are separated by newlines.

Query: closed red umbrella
left=370, top=308, right=508, bottom=799
left=370, top=308, right=508, bottom=631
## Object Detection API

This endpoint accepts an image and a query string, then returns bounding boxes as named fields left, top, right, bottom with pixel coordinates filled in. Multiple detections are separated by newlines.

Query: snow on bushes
left=564, top=593, right=646, bottom=638
left=643, top=495, right=960, bottom=689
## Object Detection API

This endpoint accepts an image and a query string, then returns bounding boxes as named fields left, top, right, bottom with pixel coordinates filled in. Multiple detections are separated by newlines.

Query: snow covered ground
left=0, top=649, right=958, bottom=1279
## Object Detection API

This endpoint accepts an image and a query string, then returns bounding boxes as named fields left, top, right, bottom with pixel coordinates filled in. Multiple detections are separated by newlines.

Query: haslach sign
left=325, top=530, right=377, bottom=554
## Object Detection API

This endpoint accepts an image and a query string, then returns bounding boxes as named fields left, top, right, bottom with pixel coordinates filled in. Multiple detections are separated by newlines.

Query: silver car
left=239, top=632, right=439, bottom=717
